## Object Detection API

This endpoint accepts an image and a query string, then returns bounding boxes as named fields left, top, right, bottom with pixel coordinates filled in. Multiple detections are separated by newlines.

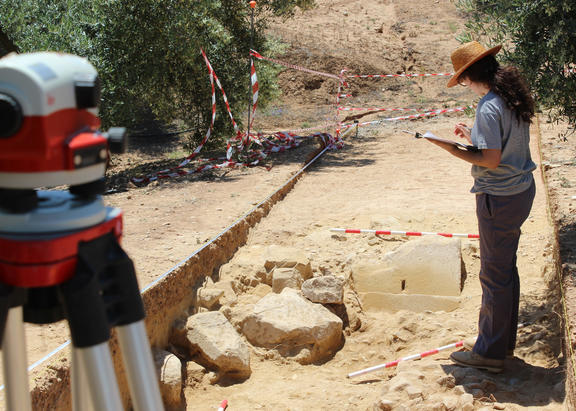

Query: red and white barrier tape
left=132, top=49, right=347, bottom=185
left=201, top=49, right=240, bottom=136
left=339, top=105, right=474, bottom=130
left=132, top=50, right=229, bottom=184
left=338, top=106, right=436, bottom=112
left=331, top=228, right=479, bottom=239
left=345, top=72, right=453, bottom=79
left=250, top=57, right=259, bottom=132
left=334, top=69, right=348, bottom=136
left=132, top=132, right=341, bottom=184
left=201, top=49, right=258, bottom=160
left=171, top=49, right=217, bottom=168
left=133, top=50, right=466, bottom=185
left=250, top=49, right=341, bottom=80
left=347, top=340, right=464, bottom=378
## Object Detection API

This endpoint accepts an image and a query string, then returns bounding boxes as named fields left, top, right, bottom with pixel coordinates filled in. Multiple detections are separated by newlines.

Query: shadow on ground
left=105, top=131, right=385, bottom=194
left=441, top=359, right=565, bottom=407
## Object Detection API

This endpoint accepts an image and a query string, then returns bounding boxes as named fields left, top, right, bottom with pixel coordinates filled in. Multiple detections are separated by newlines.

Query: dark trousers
left=473, top=180, right=536, bottom=359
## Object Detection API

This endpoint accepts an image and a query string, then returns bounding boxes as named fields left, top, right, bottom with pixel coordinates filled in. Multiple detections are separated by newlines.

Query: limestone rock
left=272, top=267, right=303, bottom=293
left=374, top=398, right=396, bottom=410
left=429, top=402, right=449, bottom=411
left=185, top=311, right=251, bottom=380
left=242, top=288, right=343, bottom=363
left=251, top=283, right=272, bottom=298
left=360, top=292, right=460, bottom=312
left=301, top=275, right=345, bottom=304
left=355, top=237, right=462, bottom=296
left=185, top=361, right=206, bottom=387
left=352, top=237, right=463, bottom=312
left=154, top=350, right=183, bottom=410
left=263, top=245, right=313, bottom=280
left=210, top=280, right=238, bottom=306
left=197, top=288, right=225, bottom=309
left=442, top=397, right=459, bottom=411
left=218, top=245, right=268, bottom=283
left=405, top=384, right=423, bottom=400
left=225, top=303, right=256, bottom=331
left=459, top=392, right=474, bottom=409
left=436, top=375, right=456, bottom=389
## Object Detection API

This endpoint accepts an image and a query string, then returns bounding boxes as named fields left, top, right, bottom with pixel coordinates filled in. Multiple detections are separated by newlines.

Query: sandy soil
left=176, top=122, right=564, bottom=410
left=7, top=0, right=576, bottom=410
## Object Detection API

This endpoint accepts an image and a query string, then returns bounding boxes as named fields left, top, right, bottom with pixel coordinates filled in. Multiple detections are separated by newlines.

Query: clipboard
left=403, top=130, right=479, bottom=152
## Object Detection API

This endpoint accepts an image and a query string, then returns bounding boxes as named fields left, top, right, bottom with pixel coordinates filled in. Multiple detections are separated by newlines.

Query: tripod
left=0, top=189, right=164, bottom=411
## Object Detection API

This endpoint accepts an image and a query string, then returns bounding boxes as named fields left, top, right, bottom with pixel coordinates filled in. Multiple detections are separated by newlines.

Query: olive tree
left=0, top=0, right=314, bottom=145
left=456, top=0, right=576, bottom=129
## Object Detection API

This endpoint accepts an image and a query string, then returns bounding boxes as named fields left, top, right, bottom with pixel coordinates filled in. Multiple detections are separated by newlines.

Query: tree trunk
left=0, top=27, right=19, bottom=56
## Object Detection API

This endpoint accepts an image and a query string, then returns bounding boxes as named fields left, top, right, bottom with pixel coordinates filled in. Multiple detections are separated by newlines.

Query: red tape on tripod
left=0, top=214, right=123, bottom=287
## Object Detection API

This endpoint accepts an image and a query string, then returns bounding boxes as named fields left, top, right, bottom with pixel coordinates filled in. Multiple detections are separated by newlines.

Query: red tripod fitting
left=0, top=212, right=123, bottom=288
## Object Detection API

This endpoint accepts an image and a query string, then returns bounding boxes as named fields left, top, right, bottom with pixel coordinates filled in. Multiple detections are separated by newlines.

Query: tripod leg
left=117, top=321, right=164, bottom=411
left=71, top=346, right=94, bottom=411
left=61, top=232, right=164, bottom=410
left=75, top=342, right=123, bottom=411
left=1, top=306, right=32, bottom=411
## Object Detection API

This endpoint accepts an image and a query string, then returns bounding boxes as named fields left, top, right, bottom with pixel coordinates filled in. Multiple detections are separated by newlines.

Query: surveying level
left=0, top=52, right=163, bottom=411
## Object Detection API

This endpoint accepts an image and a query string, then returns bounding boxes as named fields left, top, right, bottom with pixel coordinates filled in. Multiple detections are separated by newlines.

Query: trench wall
left=535, top=118, right=576, bottom=410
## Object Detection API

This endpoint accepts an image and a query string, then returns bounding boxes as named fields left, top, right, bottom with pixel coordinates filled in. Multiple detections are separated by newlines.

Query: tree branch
left=0, top=26, right=19, bottom=56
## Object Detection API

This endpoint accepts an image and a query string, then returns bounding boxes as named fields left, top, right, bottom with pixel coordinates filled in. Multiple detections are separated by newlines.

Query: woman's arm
left=427, top=138, right=501, bottom=168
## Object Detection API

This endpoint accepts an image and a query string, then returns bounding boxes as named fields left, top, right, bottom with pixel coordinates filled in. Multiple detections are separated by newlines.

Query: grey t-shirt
left=470, top=90, right=536, bottom=196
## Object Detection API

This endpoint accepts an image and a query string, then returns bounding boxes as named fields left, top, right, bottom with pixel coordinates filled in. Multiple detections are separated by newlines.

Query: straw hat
left=447, top=41, right=502, bottom=88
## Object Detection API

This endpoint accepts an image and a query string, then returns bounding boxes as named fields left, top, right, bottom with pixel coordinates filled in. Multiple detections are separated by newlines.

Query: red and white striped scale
left=331, top=228, right=479, bottom=239
left=339, top=105, right=474, bottom=131
left=347, top=340, right=464, bottom=378
left=337, top=106, right=438, bottom=112
left=345, top=72, right=454, bottom=79
left=218, top=399, right=228, bottom=411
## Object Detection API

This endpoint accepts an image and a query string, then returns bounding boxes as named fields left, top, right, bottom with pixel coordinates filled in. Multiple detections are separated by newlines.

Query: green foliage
left=0, top=0, right=314, bottom=147
left=456, top=0, right=576, bottom=128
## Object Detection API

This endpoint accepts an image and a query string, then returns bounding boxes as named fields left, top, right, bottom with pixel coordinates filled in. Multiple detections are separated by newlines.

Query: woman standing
left=428, top=41, right=537, bottom=373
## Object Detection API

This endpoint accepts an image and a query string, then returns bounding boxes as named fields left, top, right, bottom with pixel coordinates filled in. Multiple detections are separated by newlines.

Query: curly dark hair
left=459, top=55, right=535, bottom=123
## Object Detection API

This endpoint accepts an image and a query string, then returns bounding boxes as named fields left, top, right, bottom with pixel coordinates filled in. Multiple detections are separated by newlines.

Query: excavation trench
left=28, top=143, right=329, bottom=410
left=27, top=117, right=567, bottom=410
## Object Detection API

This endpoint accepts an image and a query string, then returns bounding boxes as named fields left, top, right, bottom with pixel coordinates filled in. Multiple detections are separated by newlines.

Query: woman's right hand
left=454, top=123, right=472, bottom=144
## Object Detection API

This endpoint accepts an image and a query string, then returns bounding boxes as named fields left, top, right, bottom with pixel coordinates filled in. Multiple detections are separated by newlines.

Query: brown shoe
left=463, top=337, right=514, bottom=358
left=450, top=351, right=504, bottom=373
